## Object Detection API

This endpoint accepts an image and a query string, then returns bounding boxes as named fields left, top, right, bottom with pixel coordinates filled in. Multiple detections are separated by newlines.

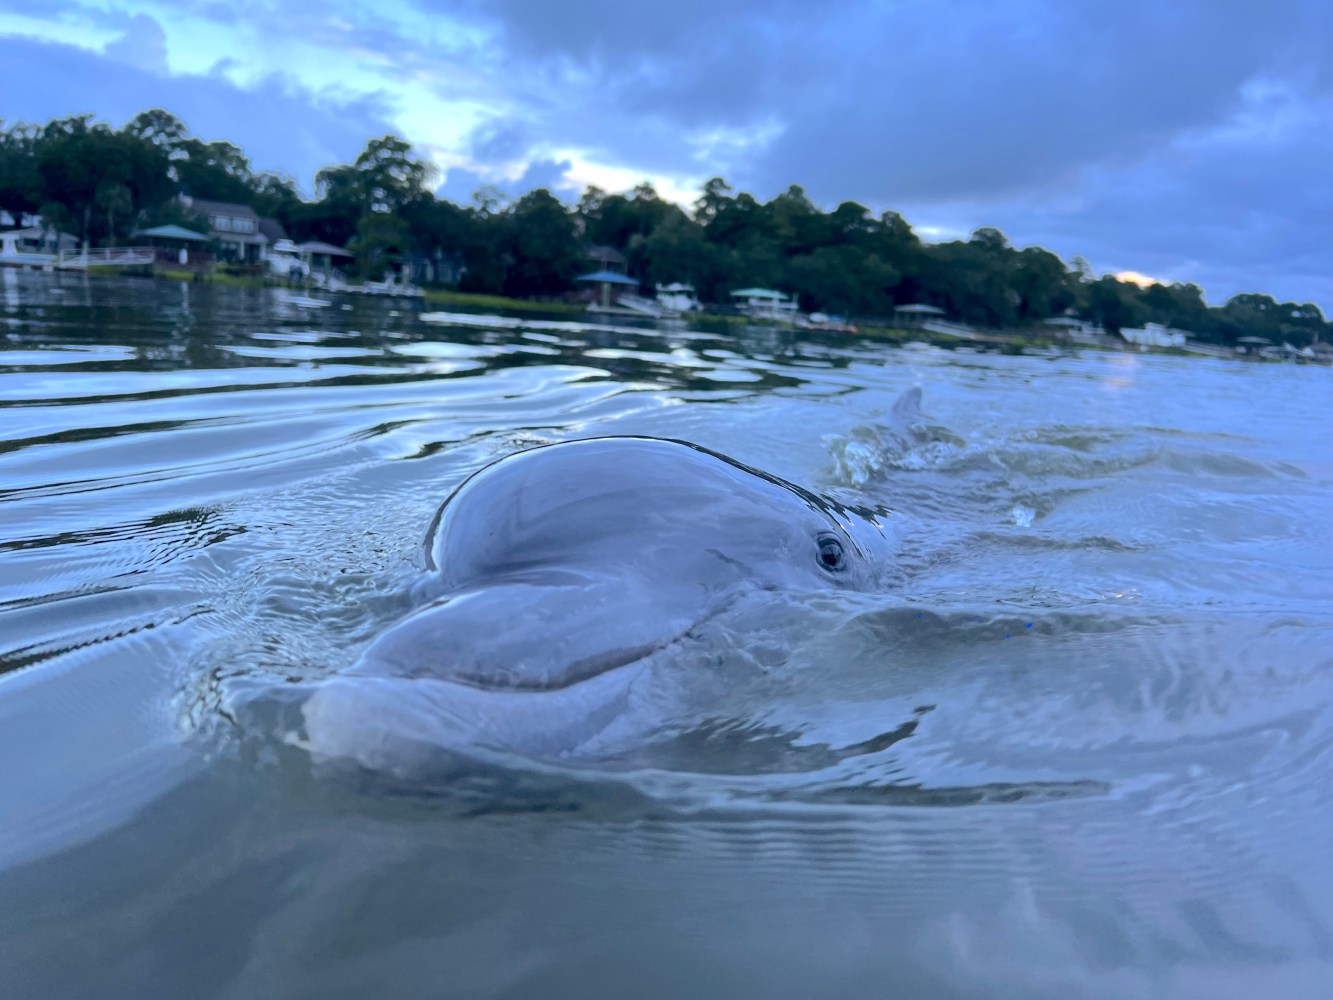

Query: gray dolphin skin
left=300, top=432, right=897, bottom=767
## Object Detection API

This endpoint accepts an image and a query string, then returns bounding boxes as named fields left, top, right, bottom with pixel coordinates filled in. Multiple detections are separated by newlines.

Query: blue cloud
left=102, top=12, right=169, bottom=75
left=436, top=157, right=576, bottom=205
left=0, top=32, right=396, bottom=193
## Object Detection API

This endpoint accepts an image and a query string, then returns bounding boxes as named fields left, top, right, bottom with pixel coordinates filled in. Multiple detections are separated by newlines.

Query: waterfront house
left=730, top=287, right=799, bottom=323
left=183, top=197, right=268, bottom=264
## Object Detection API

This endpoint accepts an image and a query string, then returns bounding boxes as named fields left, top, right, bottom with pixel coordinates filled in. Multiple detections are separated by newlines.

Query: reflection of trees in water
left=2, top=280, right=896, bottom=403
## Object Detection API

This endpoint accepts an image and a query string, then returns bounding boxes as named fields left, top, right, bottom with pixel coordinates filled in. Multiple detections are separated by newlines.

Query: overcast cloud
left=3, top=1, right=1332, bottom=307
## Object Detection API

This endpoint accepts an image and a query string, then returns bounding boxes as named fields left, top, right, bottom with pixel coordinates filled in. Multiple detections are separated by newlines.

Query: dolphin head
left=349, top=437, right=893, bottom=693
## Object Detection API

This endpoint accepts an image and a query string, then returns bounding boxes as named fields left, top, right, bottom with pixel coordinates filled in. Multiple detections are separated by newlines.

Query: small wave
left=0, top=346, right=138, bottom=367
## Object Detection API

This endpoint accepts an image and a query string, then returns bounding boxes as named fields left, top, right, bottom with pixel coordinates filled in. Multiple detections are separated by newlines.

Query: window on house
left=214, top=216, right=232, bottom=232
left=234, top=218, right=255, bottom=233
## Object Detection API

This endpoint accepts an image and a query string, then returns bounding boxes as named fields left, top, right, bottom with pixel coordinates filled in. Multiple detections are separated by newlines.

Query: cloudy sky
left=4, top=1, right=1332, bottom=308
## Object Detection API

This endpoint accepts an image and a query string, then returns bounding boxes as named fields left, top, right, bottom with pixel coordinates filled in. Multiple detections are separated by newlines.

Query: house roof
left=730, top=287, right=790, bottom=299
left=140, top=224, right=210, bottom=242
left=188, top=198, right=259, bottom=220
left=6, top=226, right=60, bottom=238
left=297, top=240, right=355, bottom=258
left=585, top=244, right=627, bottom=266
left=577, top=270, right=638, bottom=285
left=257, top=217, right=288, bottom=242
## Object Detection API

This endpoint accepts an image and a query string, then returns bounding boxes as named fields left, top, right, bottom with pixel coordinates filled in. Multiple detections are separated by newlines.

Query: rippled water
left=3, top=269, right=1332, bottom=998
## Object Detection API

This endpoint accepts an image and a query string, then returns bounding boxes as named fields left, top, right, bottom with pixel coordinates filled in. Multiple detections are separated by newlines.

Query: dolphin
left=298, top=427, right=901, bottom=773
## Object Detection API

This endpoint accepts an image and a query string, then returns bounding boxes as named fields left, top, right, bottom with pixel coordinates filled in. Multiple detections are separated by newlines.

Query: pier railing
left=56, top=247, right=156, bottom=269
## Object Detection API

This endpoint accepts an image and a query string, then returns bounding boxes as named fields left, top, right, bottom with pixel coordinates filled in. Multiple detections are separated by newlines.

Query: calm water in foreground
left=2, top=270, right=1331, bottom=998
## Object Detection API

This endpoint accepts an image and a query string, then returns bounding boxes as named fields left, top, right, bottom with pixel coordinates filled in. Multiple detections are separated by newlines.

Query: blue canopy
left=576, top=270, right=638, bottom=285
left=140, top=224, right=209, bottom=242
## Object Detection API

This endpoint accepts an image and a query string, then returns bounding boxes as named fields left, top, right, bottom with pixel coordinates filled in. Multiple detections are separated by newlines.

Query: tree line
left=0, top=109, right=1327, bottom=346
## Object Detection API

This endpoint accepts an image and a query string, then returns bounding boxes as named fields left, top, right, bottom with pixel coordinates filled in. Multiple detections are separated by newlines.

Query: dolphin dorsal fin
left=891, top=387, right=923, bottom=423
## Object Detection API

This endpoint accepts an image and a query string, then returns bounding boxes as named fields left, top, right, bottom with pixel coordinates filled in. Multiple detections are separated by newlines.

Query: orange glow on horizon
left=1114, top=270, right=1160, bottom=288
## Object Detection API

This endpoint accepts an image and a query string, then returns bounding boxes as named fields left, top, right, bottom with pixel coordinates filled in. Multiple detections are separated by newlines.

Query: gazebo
left=1235, top=335, right=1272, bottom=358
left=892, top=303, right=947, bottom=329
left=296, top=241, right=356, bottom=285
left=297, top=240, right=355, bottom=268
left=577, top=269, right=638, bottom=309
left=140, top=224, right=210, bottom=265
left=729, top=287, right=799, bottom=322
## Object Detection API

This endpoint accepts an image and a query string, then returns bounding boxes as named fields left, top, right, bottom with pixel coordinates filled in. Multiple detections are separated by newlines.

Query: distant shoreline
left=4, top=262, right=1319, bottom=364
left=137, top=268, right=1320, bottom=361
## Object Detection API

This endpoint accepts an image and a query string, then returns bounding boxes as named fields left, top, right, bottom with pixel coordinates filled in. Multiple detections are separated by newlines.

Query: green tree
left=924, top=233, right=1020, bottom=327
left=768, top=184, right=827, bottom=255
left=352, top=135, right=436, bottom=215
left=318, top=135, right=436, bottom=220
left=348, top=212, right=411, bottom=279
left=35, top=115, right=133, bottom=243
left=1140, top=281, right=1211, bottom=335
left=504, top=188, right=580, bottom=297
left=578, top=182, right=673, bottom=263
left=1011, top=246, right=1076, bottom=320
left=36, top=200, right=74, bottom=248
left=250, top=172, right=302, bottom=223
left=176, top=138, right=254, bottom=202
left=142, top=196, right=209, bottom=234
left=1086, top=276, right=1148, bottom=333
left=640, top=210, right=721, bottom=295
left=786, top=245, right=900, bottom=315
left=693, top=176, right=734, bottom=227
left=1277, top=302, right=1325, bottom=346
left=124, top=109, right=187, bottom=151
left=95, top=180, right=133, bottom=244
left=0, top=122, right=43, bottom=225
left=826, top=201, right=875, bottom=248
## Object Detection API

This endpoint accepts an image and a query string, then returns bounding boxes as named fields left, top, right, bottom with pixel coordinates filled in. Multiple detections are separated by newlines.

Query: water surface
left=3, top=270, right=1332, bottom=998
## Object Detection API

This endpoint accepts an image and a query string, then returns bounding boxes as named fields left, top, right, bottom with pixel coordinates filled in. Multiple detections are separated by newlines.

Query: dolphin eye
left=816, top=533, right=847, bottom=572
